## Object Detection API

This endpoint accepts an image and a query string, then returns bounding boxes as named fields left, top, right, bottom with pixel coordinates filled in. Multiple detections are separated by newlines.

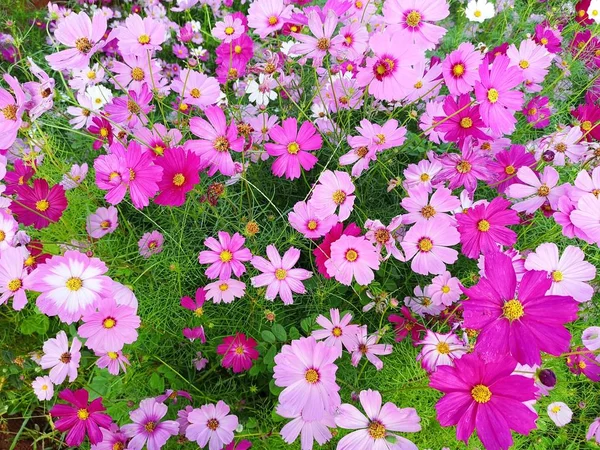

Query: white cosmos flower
left=465, top=0, right=495, bottom=22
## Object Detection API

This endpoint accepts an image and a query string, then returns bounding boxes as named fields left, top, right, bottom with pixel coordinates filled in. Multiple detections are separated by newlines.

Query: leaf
left=19, top=314, right=49, bottom=336
left=271, top=324, right=287, bottom=341
left=289, top=327, right=300, bottom=340
left=300, top=317, right=313, bottom=334
left=269, top=379, right=283, bottom=396
left=149, top=372, right=164, bottom=393
left=245, top=417, right=258, bottom=429
left=261, top=330, right=276, bottom=344
left=263, top=345, right=277, bottom=369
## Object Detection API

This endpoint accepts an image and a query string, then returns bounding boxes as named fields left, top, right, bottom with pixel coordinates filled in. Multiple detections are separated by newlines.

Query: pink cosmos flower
left=121, top=398, right=179, bottom=450
left=402, top=186, right=460, bottom=225
left=435, top=94, right=490, bottom=145
left=0, top=211, right=17, bottom=250
left=183, top=326, right=206, bottom=343
left=212, top=15, right=244, bottom=43
left=265, top=118, right=322, bottom=180
left=524, top=243, right=596, bottom=303
left=46, top=11, right=107, bottom=70
left=364, top=216, right=405, bottom=261
left=403, top=158, right=443, bottom=192
left=588, top=418, right=600, bottom=443
left=78, top=298, right=140, bottom=352
left=86, top=206, right=118, bottom=239
left=310, top=170, right=355, bottom=221
left=388, top=306, right=426, bottom=344
left=250, top=245, right=312, bottom=305
left=278, top=405, right=334, bottom=450
left=430, top=352, right=537, bottom=450
left=442, top=42, right=483, bottom=95
left=185, top=401, right=238, bottom=449
left=217, top=333, right=259, bottom=373
left=0, top=75, right=25, bottom=150
left=138, top=230, right=164, bottom=258
left=0, top=246, right=32, bottom=310
left=181, top=287, right=206, bottom=316
left=312, top=308, right=360, bottom=355
left=356, top=31, right=423, bottom=101
left=335, top=389, right=421, bottom=449
left=205, top=279, right=246, bottom=304
left=50, top=389, right=112, bottom=447
left=487, top=144, right=536, bottom=193
left=583, top=326, right=600, bottom=351
left=505, top=166, right=567, bottom=214
left=401, top=219, right=459, bottom=275
left=462, top=250, right=579, bottom=365
left=313, top=222, right=362, bottom=278
left=113, top=14, right=166, bottom=56
left=291, top=10, right=342, bottom=67
left=384, top=0, right=449, bottom=49
left=91, top=423, right=128, bottom=450
left=198, top=231, right=252, bottom=280
left=354, top=118, right=407, bottom=153
left=186, top=106, right=244, bottom=177
left=350, top=326, right=392, bottom=370
left=456, top=197, right=519, bottom=259
left=325, top=235, right=380, bottom=286
left=331, top=21, right=368, bottom=61
left=405, top=284, right=445, bottom=317
left=539, top=126, right=586, bottom=166
left=60, top=162, right=89, bottom=190
left=417, top=330, right=467, bottom=372
left=111, top=54, right=163, bottom=91
left=437, top=146, right=489, bottom=194
left=572, top=167, right=600, bottom=201
left=154, top=147, right=201, bottom=207
left=566, top=347, right=600, bottom=382
left=547, top=402, right=572, bottom=428
left=429, top=271, right=461, bottom=306
left=104, top=84, right=153, bottom=129
left=273, top=336, right=340, bottom=421
left=13, top=179, right=67, bottom=229
left=339, top=140, right=377, bottom=177
left=288, top=200, right=337, bottom=239
left=171, top=69, right=222, bottom=108
left=247, top=0, right=293, bottom=38
left=32, top=375, right=54, bottom=401
left=555, top=195, right=595, bottom=243
left=40, top=331, right=82, bottom=384
left=522, top=96, right=551, bottom=128
left=96, top=351, right=130, bottom=375
left=32, top=251, right=111, bottom=324
left=507, top=39, right=553, bottom=90
left=474, top=55, right=524, bottom=136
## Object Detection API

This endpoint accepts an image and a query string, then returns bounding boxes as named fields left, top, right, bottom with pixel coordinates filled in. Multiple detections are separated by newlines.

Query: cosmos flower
left=442, top=42, right=483, bottom=95
left=204, top=279, right=246, bottom=304
left=95, top=350, right=130, bottom=376
left=547, top=402, right=573, bottom=427
left=216, top=333, right=259, bottom=373
left=138, top=230, right=164, bottom=258
left=388, top=306, right=426, bottom=344
left=0, top=246, right=31, bottom=310
left=383, top=0, right=449, bottom=50
left=313, top=222, right=362, bottom=278
left=325, top=235, right=380, bottom=286
left=12, top=179, right=67, bottom=229
left=312, top=308, right=360, bottom=356
left=402, top=186, right=460, bottom=225
left=416, top=330, right=467, bottom=372
left=278, top=404, right=335, bottom=450
left=247, top=0, right=293, bottom=38
left=310, top=170, right=356, bottom=221
left=121, top=398, right=179, bottom=450
left=288, top=200, right=337, bottom=239
left=154, top=147, right=201, bottom=207
left=349, top=325, right=393, bottom=370
left=40, top=331, right=82, bottom=384
left=86, top=206, right=119, bottom=239
left=199, top=231, right=252, bottom=280
left=364, top=216, right=405, bottom=261
left=32, top=375, right=54, bottom=401
left=113, top=14, right=166, bottom=56
left=185, top=401, right=238, bottom=449
left=171, top=69, right=222, bottom=108
left=505, top=166, right=567, bottom=214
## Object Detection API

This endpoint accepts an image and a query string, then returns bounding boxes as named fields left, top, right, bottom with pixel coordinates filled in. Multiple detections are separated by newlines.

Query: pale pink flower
left=547, top=402, right=572, bottom=427
left=402, top=186, right=460, bottom=225
left=505, top=166, right=568, bottom=214
left=205, top=279, right=246, bottom=304
left=312, top=308, right=360, bottom=355
left=325, top=235, right=380, bottom=286
left=247, top=0, right=293, bottom=38
left=40, top=331, right=82, bottom=384
left=416, top=330, right=467, bottom=372
left=364, top=217, right=405, bottom=261
left=288, top=200, right=337, bottom=239
left=401, top=219, right=460, bottom=275
left=350, top=326, right=392, bottom=370
left=171, top=69, right=222, bottom=108
left=113, top=14, right=166, bottom=56
left=32, top=375, right=54, bottom=401
left=0, top=246, right=32, bottom=310
left=428, top=270, right=461, bottom=306
left=310, top=170, right=356, bottom=221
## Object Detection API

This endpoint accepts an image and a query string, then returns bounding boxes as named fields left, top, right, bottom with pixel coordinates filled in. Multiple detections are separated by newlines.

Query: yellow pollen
left=405, top=10, right=421, bottom=27
left=505, top=165, right=516, bottom=175
left=41, top=384, right=48, bottom=390
left=127, top=100, right=140, bottom=114
left=35, top=199, right=49, bottom=212
left=367, top=421, right=386, bottom=439
left=582, top=120, right=593, bottom=131
left=540, top=38, right=548, bottom=45
left=375, top=133, right=386, bottom=145
left=275, top=268, right=287, bottom=280
left=551, top=405, right=561, bottom=413
left=332, top=190, right=346, bottom=205
left=179, top=103, right=189, bottom=112
left=376, top=64, right=387, bottom=75
left=235, top=345, right=245, bottom=354
left=305, top=368, right=319, bottom=384
left=153, top=145, right=164, bottom=156
left=60, top=352, right=72, bottom=363
left=207, top=418, right=220, bottom=430
left=519, top=60, right=530, bottom=69
left=332, top=326, right=342, bottom=337
left=172, top=173, right=185, bottom=186
left=108, top=351, right=118, bottom=360
left=420, top=173, right=430, bottom=182
left=460, top=117, right=473, bottom=128
left=131, top=67, right=145, bottom=81
left=441, top=285, right=450, bottom=293
left=374, top=229, right=390, bottom=244
left=316, top=37, right=330, bottom=51
left=77, top=409, right=90, bottom=420
left=0, top=230, right=5, bottom=242
left=579, top=361, right=587, bottom=369
left=437, top=342, right=451, bottom=354
left=345, top=249, right=358, bottom=262
left=100, top=220, right=111, bottom=229
left=477, top=219, right=490, bottom=232
left=190, top=88, right=201, bottom=98
left=307, top=220, right=318, bottom=230
left=129, top=168, right=136, bottom=181
left=234, top=45, right=242, bottom=54
left=552, top=270, right=563, bottom=282
left=457, top=160, right=472, bottom=173
left=414, top=80, right=423, bottom=89
left=24, top=255, right=35, bottom=267
left=528, top=108, right=537, bottom=116
left=66, top=277, right=83, bottom=291
left=418, top=238, right=433, bottom=252
left=1, top=104, right=17, bottom=121
left=503, top=299, right=524, bottom=321
left=8, top=279, right=22, bottom=292
left=555, top=142, right=567, bottom=153
left=487, top=88, right=499, bottom=103
left=474, top=9, right=482, bottom=17
left=421, top=205, right=436, bottom=219
left=87, top=71, right=96, bottom=79
left=268, top=16, right=278, bottom=25
left=75, top=37, right=92, bottom=53
left=103, top=317, right=116, bottom=329
left=355, top=0, right=363, bottom=7
left=219, top=283, right=229, bottom=291
left=138, top=34, right=150, bottom=44
left=214, top=136, right=230, bottom=152
left=345, top=35, right=353, bottom=45
left=225, top=26, right=235, bottom=35
left=220, top=250, right=233, bottom=262
left=145, top=421, right=156, bottom=432
left=452, top=64, right=465, bottom=77
left=537, top=184, right=550, bottom=196
left=287, top=142, right=300, bottom=154
left=471, top=384, right=492, bottom=403
left=100, top=127, right=109, bottom=137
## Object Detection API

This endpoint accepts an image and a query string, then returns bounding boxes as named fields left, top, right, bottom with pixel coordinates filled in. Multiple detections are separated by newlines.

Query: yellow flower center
left=457, top=160, right=472, bottom=173
left=460, top=117, right=473, bottom=128
left=75, top=37, right=92, bottom=53
left=405, top=10, right=421, bottom=27
left=127, top=100, right=140, bottom=114
left=287, top=142, right=300, bottom=154
left=555, top=142, right=567, bottom=153
left=268, top=15, right=278, bottom=25
left=579, top=361, right=587, bottom=369
left=35, top=199, right=49, bottom=212
left=234, top=45, right=242, bottom=54
left=77, top=409, right=90, bottom=420
left=66, top=277, right=83, bottom=291
left=528, top=108, right=537, bottom=116
left=367, top=421, right=386, bottom=439
left=345, top=249, right=358, bottom=262
left=305, top=368, right=319, bottom=383
left=0, top=231, right=5, bottom=242
left=87, top=71, right=96, bottom=79
left=452, top=64, right=465, bottom=77
left=418, top=238, right=433, bottom=252
left=487, top=88, right=499, bottom=103
left=207, top=418, right=220, bottom=430
left=421, top=205, right=436, bottom=219
left=108, top=352, right=118, bottom=360
left=332, top=190, right=346, bottom=205
left=219, top=283, right=229, bottom=291
left=131, top=67, right=145, bottom=81
left=41, top=384, right=48, bottom=390
left=374, top=229, right=390, bottom=244
left=471, top=384, right=492, bottom=403
left=225, top=26, right=235, bottom=35
left=474, top=9, right=482, bottom=17
left=505, top=165, right=516, bottom=175
left=437, top=342, right=451, bottom=354
left=138, top=34, right=150, bottom=44
left=540, top=38, right=548, bottom=45
left=477, top=219, right=490, bottom=232
left=551, top=405, right=561, bottom=413
left=190, top=88, right=201, bottom=98
left=582, top=120, right=593, bottom=131
left=275, top=268, right=287, bottom=280
left=537, top=184, right=550, bottom=196
left=173, top=173, right=185, bottom=187
left=316, top=38, right=331, bottom=51
left=519, top=60, right=530, bottom=69
left=100, top=220, right=111, bottom=229
left=103, top=317, right=116, bottom=329
left=420, top=173, right=430, bottom=182
left=307, top=220, right=318, bottom=230
left=441, top=285, right=450, bottom=293
left=145, top=421, right=156, bottom=432
left=503, top=299, right=524, bottom=321
left=552, top=270, right=563, bottom=282
left=214, top=136, right=230, bottom=152
left=8, top=279, right=22, bottom=292
left=414, top=80, right=423, bottom=89
left=220, top=250, right=233, bottom=262
left=235, top=345, right=245, bottom=354
left=332, top=326, right=342, bottom=337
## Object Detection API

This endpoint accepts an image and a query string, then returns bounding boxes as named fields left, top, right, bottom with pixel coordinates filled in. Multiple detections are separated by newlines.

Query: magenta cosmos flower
left=96, top=350, right=130, bottom=375
left=13, top=179, right=67, bottom=229
left=416, top=330, right=467, bottom=372
left=310, top=170, right=356, bottom=221
left=103, top=84, right=153, bottom=129
left=0, top=246, right=32, bottom=310
left=121, top=398, right=179, bottom=450
left=312, top=308, right=360, bottom=355
left=288, top=200, right=337, bottom=239
left=325, top=235, right=380, bottom=286
left=198, top=231, right=252, bottom=280
left=462, top=250, right=579, bottom=365
left=40, top=330, right=82, bottom=384
left=46, top=11, right=107, bottom=70
left=442, top=42, right=483, bottom=95
left=524, top=243, right=596, bottom=302
left=185, top=401, right=238, bottom=449
left=50, top=389, right=112, bottom=446
left=313, top=222, right=362, bottom=278
left=86, top=205, right=118, bottom=239
left=78, top=297, right=140, bottom=352
left=350, top=326, right=393, bottom=370
left=388, top=306, right=426, bottom=344
left=430, top=352, right=537, bottom=450
left=186, top=106, right=244, bottom=177
left=456, top=197, right=519, bottom=259
left=217, top=333, right=259, bottom=373
left=32, top=250, right=111, bottom=324
left=273, top=337, right=340, bottom=421
left=383, top=0, right=449, bottom=50
left=437, top=146, right=489, bottom=194
left=474, top=55, right=524, bottom=136
left=401, top=218, right=459, bottom=275
left=335, top=389, right=421, bottom=449
left=265, top=118, right=322, bottom=180
left=154, top=147, right=201, bottom=207
left=113, top=14, right=166, bottom=56
left=435, top=94, right=490, bottom=146
left=181, top=287, right=206, bottom=316
left=250, top=245, right=312, bottom=305
left=487, top=144, right=536, bottom=193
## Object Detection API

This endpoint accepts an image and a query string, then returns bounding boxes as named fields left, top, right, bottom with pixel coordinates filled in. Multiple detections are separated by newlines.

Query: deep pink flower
left=462, top=250, right=579, bottom=365
left=217, top=333, right=259, bottom=373
left=88, top=117, right=113, bottom=151
left=265, top=118, right=322, bottom=180
left=434, top=94, right=490, bottom=145
left=522, top=96, right=551, bottom=129
left=388, top=306, right=426, bottom=344
left=154, top=147, right=201, bottom=206
left=199, top=231, right=252, bottom=280
left=442, top=42, right=483, bottom=95
left=437, top=146, right=489, bottom=193
left=183, top=326, right=206, bottom=343
left=566, top=347, right=600, bottom=381
left=430, top=352, right=537, bottom=450
left=487, top=144, right=536, bottom=193
left=4, top=159, right=34, bottom=195
left=180, top=287, right=206, bottom=316
left=13, top=179, right=67, bottom=229
left=50, top=389, right=112, bottom=446
left=571, top=103, right=600, bottom=141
